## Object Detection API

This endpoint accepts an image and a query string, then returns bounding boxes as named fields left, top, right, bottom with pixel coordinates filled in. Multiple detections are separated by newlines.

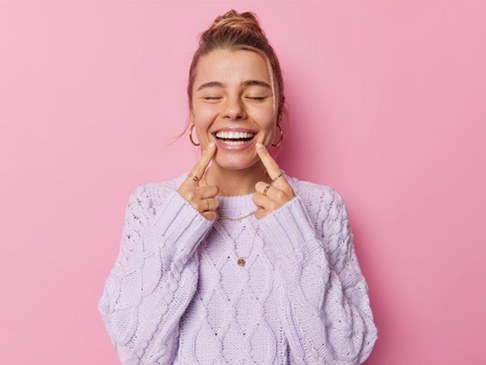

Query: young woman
left=99, top=10, right=377, bottom=364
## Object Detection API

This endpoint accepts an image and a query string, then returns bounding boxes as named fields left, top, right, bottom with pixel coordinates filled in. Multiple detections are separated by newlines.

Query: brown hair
left=188, top=10, right=286, bottom=124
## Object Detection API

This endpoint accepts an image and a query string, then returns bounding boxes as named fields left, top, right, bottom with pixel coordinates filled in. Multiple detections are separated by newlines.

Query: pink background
left=1, top=1, right=485, bottom=364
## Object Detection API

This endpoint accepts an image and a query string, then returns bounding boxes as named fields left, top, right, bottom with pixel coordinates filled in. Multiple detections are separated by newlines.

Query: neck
left=204, top=163, right=269, bottom=196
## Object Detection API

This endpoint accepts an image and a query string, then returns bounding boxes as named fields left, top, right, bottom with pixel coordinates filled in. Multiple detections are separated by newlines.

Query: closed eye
left=246, top=96, right=268, bottom=101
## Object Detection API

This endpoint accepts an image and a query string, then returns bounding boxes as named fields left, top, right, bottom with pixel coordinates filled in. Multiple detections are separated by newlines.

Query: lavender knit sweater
left=98, top=173, right=377, bottom=364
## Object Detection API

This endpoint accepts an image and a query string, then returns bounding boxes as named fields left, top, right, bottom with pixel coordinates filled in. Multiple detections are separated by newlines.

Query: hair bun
left=211, top=10, right=264, bottom=36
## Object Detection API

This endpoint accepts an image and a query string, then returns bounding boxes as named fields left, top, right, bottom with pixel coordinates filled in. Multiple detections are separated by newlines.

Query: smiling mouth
left=214, top=131, right=256, bottom=146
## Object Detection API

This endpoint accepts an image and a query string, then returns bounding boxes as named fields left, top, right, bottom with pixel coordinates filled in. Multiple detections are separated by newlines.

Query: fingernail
left=256, top=143, right=264, bottom=151
left=208, top=142, right=215, bottom=149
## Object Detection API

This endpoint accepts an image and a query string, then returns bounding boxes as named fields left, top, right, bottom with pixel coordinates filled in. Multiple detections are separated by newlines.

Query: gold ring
left=263, top=184, right=271, bottom=196
left=272, top=171, right=283, bottom=182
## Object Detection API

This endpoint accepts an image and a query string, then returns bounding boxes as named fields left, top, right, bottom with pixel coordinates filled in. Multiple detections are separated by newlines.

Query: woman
left=99, top=10, right=377, bottom=364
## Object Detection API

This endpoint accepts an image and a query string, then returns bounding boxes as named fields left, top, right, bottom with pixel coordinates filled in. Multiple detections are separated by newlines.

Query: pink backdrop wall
left=1, top=1, right=484, bottom=364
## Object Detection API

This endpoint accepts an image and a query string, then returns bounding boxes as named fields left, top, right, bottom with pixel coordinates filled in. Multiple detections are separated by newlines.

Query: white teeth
left=215, top=131, right=255, bottom=139
left=221, top=140, right=247, bottom=146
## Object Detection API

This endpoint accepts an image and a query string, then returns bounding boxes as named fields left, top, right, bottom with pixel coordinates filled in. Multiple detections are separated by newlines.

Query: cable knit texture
left=98, top=174, right=377, bottom=364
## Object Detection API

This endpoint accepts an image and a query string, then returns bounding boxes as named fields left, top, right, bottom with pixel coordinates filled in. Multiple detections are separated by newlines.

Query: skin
left=177, top=48, right=294, bottom=220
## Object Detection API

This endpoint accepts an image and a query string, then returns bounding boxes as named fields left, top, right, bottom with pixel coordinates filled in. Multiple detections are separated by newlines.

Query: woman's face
left=191, top=48, right=276, bottom=172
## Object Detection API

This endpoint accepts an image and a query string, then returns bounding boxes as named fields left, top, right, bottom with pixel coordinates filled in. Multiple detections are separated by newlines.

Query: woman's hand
left=177, top=143, right=219, bottom=221
left=253, top=143, right=295, bottom=219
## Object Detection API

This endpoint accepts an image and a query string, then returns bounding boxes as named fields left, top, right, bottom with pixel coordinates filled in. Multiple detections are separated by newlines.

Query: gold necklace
left=217, top=220, right=259, bottom=267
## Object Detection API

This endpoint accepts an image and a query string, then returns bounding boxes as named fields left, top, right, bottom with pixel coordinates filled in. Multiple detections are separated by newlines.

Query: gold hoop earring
left=189, top=125, right=200, bottom=146
left=271, top=124, right=284, bottom=147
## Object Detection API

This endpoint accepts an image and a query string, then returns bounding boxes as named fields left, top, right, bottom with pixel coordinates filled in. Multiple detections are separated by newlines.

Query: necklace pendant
left=237, top=258, right=246, bottom=267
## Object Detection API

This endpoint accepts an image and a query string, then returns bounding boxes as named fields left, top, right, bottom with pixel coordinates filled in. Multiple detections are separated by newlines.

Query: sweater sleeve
left=98, top=184, right=213, bottom=365
left=259, top=189, right=377, bottom=364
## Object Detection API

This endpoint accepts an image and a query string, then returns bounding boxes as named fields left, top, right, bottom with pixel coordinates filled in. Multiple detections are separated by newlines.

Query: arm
left=98, top=184, right=213, bottom=364
left=259, top=189, right=377, bottom=364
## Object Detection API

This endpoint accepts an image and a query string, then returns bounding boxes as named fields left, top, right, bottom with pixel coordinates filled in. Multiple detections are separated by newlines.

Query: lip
left=212, top=127, right=258, bottom=134
left=211, top=127, right=258, bottom=151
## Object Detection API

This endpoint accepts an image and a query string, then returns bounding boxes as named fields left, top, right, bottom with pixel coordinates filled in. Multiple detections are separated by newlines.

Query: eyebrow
left=196, top=80, right=271, bottom=91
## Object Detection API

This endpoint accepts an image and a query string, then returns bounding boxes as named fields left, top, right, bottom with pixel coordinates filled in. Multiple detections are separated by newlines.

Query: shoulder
left=286, top=175, right=353, bottom=263
left=286, top=174, right=350, bottom=227
left=286, top=175, right=347, bottom=210
left=125, top=174, right=186, bottom=218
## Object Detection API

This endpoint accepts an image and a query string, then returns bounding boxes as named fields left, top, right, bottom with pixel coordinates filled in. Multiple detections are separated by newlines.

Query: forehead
left=194, top=48, right=271, bottom=86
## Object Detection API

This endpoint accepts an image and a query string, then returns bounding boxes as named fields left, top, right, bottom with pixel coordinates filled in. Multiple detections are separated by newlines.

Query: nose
left=222, top=97, right=246, bottom=121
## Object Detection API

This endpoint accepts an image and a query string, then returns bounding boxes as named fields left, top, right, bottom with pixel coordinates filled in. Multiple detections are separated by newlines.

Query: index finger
left=187, top=142, right=216, bottom=185
left=255, top=143, right=288, bottom=187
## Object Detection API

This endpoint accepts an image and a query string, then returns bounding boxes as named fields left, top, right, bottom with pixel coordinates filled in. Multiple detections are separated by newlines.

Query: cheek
left=252, top=107, right=276, bottom=133
left=192, top=105, right=218, bottom=128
